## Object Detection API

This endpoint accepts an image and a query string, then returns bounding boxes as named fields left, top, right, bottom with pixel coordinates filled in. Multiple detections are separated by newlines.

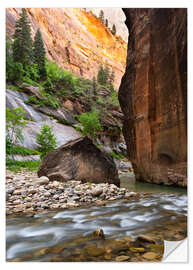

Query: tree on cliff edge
left=111, top=24, right=116, bottom=35
left=99, top=10, right=104, bottom=23
left=12, top=8, right=32, bottom=69
left=33, top=28, right=47, bottom=79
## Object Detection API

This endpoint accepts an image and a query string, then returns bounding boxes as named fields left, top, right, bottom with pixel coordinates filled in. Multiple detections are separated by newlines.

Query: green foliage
left=6, top=160, right=41, bottom=172
left=12, top=8, right=33, bottom=69
left=109, top=152, right=124, bottom=160
left=97, top=96, right=104, bottom=105
left=107, top=90, right=119, bottom=107
left=24, top=64, right=40, bottom=82
left=25, top=91, right=60, bottom=109
left=77, top=109, right=102, bottom=138
left=6, top=145, right=40, bottom=156
left=6, top=107, right=26, bottom=146
left=36, top=124, right=57, bottom=159
left=43, top=78, right=54, bottom=94
left=33, top=29, right=46, bottom=79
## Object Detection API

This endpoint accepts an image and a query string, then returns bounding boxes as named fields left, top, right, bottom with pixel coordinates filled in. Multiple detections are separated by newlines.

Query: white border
left=1, top=1, right=192, bottom=269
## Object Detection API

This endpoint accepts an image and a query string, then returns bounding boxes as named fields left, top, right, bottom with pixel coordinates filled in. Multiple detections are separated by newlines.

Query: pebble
left=115, top=255, right=130, bottom=262
left=6, top=170, right=140, bottom=215
left=37, top=176, right=49, bottom=185
left=142, top=252, right=157, bottom=260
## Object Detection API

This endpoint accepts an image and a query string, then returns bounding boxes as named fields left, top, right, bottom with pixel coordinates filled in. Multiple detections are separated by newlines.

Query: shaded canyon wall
left=119, top=8, right=187, bottom=187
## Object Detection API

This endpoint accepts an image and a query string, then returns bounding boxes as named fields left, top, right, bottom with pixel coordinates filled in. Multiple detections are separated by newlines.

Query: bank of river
left=6, top=171, right=187, bottom=262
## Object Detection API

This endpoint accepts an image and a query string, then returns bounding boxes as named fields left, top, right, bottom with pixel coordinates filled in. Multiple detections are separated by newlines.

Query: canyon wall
left=6, top=8, right=127, bottom=89
left=119, top=8, right=187, bottom=187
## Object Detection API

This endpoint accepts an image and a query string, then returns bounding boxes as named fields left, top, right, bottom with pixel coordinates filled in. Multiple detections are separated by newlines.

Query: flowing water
left=6, top=177, right=187, bottom=262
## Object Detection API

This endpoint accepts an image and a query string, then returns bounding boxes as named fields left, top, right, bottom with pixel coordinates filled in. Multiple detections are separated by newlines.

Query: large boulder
left=37, top=137, right=120, bottom=186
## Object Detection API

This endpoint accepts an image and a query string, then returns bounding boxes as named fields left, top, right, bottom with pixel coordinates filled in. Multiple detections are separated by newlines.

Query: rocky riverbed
left=6, top=169, right=140, bottom=215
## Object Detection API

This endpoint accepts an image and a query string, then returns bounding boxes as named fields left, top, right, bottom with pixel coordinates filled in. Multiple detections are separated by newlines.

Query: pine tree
left=99, top=10, right=104, bottom=23
left=33, top=28, right=47, bottom=79
left=97, top=65, right=105, bottom=85
left=12, top=8, right=32, bottom=69
left=105, top=19, right=108, bottom=27
left=111, top=24, right=116, bottom=35
left=109, top=69, right=115, bottom=85
left=92, top=76, right=97, bottom=96
left=104, top=65, right=110, bottom=83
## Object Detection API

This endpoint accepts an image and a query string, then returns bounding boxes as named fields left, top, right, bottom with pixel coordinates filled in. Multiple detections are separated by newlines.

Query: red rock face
left=119, top=8, right=187, bottom=187
left=6, top=8, right=127, bottom=89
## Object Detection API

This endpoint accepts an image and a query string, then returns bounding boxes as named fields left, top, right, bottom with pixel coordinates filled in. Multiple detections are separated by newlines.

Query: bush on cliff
left=77, top=109, right=102, bottom=139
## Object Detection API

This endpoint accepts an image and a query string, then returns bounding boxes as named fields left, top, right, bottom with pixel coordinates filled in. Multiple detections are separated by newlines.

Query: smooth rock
left=115, top=255, right=130, bottom=262
left=142, top=252, right=158, bottom=260
left=37, top=176, right=49, bottom=185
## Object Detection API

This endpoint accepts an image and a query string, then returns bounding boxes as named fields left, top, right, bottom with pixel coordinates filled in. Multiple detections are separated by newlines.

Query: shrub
left=6, top=107, right=26, bottom=146
left=77, top=109, right=102, bottom=138
left=6, top=160, right=41, bottom=172
left=43, top=78, right=53, bottom=94
left=36, top=124, right=57, bottom=159
left=6, top=145, right=40, bottom=156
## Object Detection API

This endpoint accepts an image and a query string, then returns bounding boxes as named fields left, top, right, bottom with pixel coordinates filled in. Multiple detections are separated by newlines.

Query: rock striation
left=38, top=137, right=120, bottom=186
left=119, top=8, right=187, bottom=187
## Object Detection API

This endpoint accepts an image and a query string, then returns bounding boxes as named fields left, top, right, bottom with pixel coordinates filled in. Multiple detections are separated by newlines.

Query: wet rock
left=84, top=245, right=105, bottom=257
left=115, top=255, right=130, bottom=262
left=142, top=252, right=158, bottom=260
left=92, top=229, right=105, bottom=240
left=38, top=137, right=120, bottom=186
left=136, top=235, right=156, bottom=244
left=129, top=247, right=145, bottom=253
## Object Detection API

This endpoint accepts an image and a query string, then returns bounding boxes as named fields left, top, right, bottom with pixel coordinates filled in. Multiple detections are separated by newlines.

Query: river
left=6, top=176, right=187, bottom=262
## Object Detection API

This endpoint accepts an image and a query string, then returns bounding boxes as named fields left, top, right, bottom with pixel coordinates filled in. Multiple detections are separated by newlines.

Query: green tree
left=104, top=64, right=110, bottom=84
left=36, top=124, right=57, bottom=159
left=6, top=107, right=26, bottom=160
left=109, top=69, right=115, bottom=90
left=99, top=10, right=104, bottom=23
left=12, top=8, right=32, bottom=69
left=77, top=109, right=102, bottom=139
left=111, top=24, right=116, bottom=35
left=97, top=65, right=105, bottom=85
left=92, top=76, right=97, bottom=96
left=33, top=28, right=47, bottom=79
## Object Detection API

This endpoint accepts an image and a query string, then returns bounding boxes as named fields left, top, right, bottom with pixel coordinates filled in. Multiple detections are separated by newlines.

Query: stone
left=125, top=192, right=137, bottom=199
left=142, top=252, right=158, bottom=260
left=44, top=192, right=51, bottom=197
left=119, top=8, right=187, bottom=187
left=28, top=189, right=36, bottom=194
left=6, top=188, right=15, bottom=194
left=92, top=229, right=105, bottom=240
left=37, top=176, right=49, bottom=185
left=38, top=137, right=120, bottom=186
left=84, top=245, right=105, bottom=257
left=91, top=188, right=103, bottom=196
left=115, top=255, right=130, bottom=262
left=136, top=235, right=156, bottom=244
left=13, top=189, right=23, bottom=195
left=129, top=247, right=145, bottom=253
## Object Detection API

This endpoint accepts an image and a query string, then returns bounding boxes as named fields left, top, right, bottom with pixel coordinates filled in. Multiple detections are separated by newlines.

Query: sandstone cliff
left=6, top=8, right=127, bottom=89
left=119, top=8, right=187, bottom=187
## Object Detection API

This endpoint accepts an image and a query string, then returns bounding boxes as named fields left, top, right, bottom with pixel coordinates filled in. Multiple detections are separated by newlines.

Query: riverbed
left=6, top=174, right=187, bottom=262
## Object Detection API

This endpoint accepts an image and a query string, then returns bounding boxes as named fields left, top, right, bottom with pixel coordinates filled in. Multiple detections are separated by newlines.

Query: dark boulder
left=37, top=137, right=120, bottom=186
